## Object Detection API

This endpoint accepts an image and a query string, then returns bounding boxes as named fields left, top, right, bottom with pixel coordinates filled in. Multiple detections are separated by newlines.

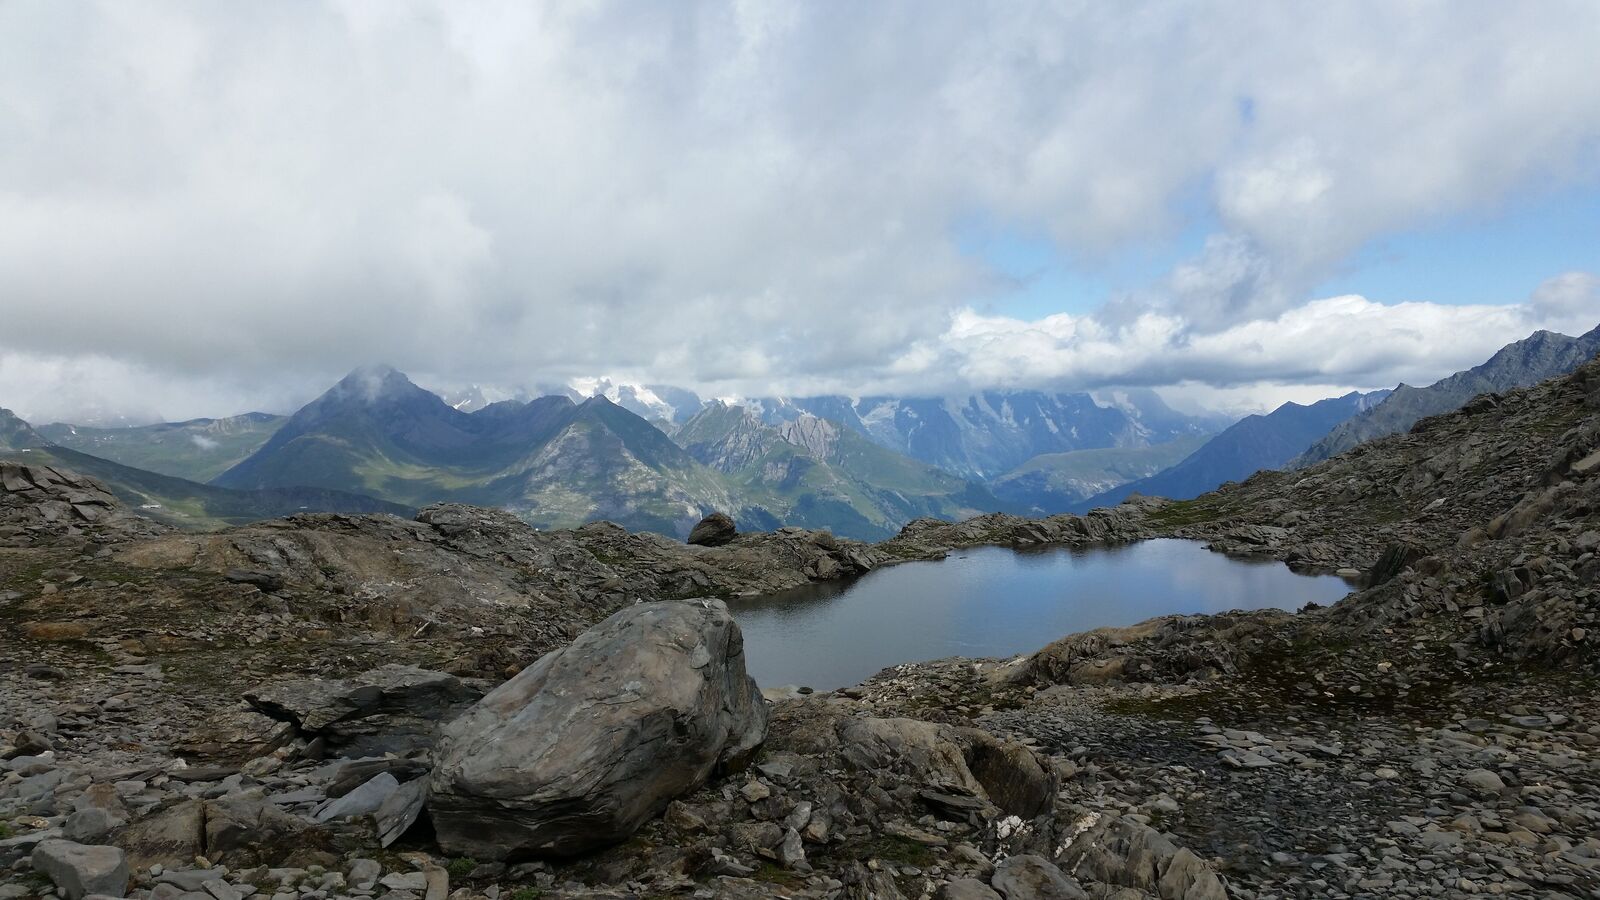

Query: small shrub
left=445, top=857, right=477, bottom=880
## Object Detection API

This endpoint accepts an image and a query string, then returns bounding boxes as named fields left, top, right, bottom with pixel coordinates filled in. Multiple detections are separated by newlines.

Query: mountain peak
left=324, top=365, right=430, bottom=407
left=0, top=407, right=45, bottom=451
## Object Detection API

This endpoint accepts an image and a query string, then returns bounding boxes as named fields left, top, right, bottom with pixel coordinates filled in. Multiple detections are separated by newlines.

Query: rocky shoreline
left=4, top=358, right=1599, bottom=899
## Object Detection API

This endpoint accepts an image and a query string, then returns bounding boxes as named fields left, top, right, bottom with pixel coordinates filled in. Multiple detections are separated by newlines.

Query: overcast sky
left=2, top=1, right=1599, bottom=424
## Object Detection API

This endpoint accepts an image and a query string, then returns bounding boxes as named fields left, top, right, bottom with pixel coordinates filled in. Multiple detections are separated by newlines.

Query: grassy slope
left=991, top=435, right=1210, bottom=511
left=676, top=405, right=998, bottom=540
left=37, top=414, right=286, bottom=483
left=0, top=445, right=412, bottom=529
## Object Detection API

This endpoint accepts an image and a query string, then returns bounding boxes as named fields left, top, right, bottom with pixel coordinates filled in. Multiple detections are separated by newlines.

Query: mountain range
left=1, top=407, right=408, bottom=528
left=10, top=321, right=1594, bottom=537
left=671, top=402, right=995, bottom=536
left=746, top=388, right=1217, bottom=479
left=1291, top=324, right=1600, bottom=467
left=989, top=434, right=1210, bottom=514
left=211, top=366, right=735, bottom=538
left=1073, top=389, right=1393, bottom=511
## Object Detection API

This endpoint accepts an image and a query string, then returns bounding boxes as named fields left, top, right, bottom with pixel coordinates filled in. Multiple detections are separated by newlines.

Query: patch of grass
left=1144, top=498, right=1228, bottom=529
left=445, top=857, right=477, bottom=880
left=508, top=889, right=543, bottom=900
left=858, top=834, right=937, bottom=868
left=586, top=548, right=629, bottom=567
left=0, top=822, right=12, bottom=839
left=752, top=862, right=802, bottom=886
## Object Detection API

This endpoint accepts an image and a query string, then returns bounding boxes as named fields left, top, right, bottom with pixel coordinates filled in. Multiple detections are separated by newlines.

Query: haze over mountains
left=8, top=322, right=1598, bottom=538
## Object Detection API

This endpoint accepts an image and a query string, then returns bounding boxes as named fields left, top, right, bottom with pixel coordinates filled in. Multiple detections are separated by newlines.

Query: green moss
left=752, top=862, right=802, bottom=886
left=445, top=857, right=477, bottom=880
left=1144, top=498, right=1228, bottom=528
left=858, top=834, right=937, bottom=867
left=0, top=822, right=12, bottom=839
left=508, top=889, right=543, bottom=900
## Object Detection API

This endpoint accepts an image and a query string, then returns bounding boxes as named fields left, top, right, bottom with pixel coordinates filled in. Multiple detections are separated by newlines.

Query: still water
left=732, top=539, right=1352, bottom=691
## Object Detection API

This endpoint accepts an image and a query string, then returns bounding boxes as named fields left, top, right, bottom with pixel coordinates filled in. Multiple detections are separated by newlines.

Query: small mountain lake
left=731, top=539, right=1354, bottom=690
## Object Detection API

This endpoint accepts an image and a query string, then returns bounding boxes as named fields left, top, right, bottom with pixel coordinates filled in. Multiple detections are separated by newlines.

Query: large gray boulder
left=31, top=840, right=128, bottom=900
left=430, top=597, right=769, bottom=858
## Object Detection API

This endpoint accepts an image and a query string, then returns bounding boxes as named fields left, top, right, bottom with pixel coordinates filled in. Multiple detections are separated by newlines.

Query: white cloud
left=1, top=2, right=1598, bottom=422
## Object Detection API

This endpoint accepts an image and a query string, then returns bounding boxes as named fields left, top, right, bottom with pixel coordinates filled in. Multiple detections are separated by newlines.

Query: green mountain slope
left=674, top=402, right=998, bottom=540
left=37, top=413, right=285, bottom=482
left=990, top=434, right=1210, bottom=514
left=0, top=408, right=410, bottom=528
left=1076, top=389, right=1390, bottom=511
left=214, top=366, right=738, bottom=537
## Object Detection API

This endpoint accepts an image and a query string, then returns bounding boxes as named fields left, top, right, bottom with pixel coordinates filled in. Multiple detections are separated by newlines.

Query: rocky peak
left=777, top=414, right=839, bottom=459
left=0, top=407, right=45, bottom=451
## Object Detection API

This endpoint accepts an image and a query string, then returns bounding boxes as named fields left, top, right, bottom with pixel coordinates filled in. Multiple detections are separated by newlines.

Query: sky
left=2, top=1, right=1598, bottom=424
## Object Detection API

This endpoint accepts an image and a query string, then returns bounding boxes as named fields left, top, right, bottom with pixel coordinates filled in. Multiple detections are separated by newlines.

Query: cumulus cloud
left=1, top=1, right=1598, bottom=422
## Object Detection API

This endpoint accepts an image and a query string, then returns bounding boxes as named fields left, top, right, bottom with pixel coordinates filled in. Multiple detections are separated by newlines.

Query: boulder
left=687, top=512, right=737, bottom=547
left=990, top=853, right=1088, bottom=899
left=31, top=840, right=128, bottom=900
left=113, top=800, right=203, bottom=870
left=1055, top=814, right=1225, bottom=900
left=823, top=716, right=1056, bottom=821
left=244, top=665, right=482, bottom=755
left=203, top=794, right=322, bottom=865
left=430, top=597, right=768, bottom=858
left=1368, top=541, right=1429, bottom=587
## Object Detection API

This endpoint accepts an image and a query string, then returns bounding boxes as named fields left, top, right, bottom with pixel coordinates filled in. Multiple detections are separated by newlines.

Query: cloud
left=1, top=2, right=1598, bottom=421
left=885, top=277, right=1600, bottom=404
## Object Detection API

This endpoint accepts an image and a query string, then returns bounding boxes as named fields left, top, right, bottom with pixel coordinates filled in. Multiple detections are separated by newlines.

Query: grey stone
left=374, top=778, right=429, bottom=848
left=312, top=772, right=400, bottom=822
left=687, top=513, right=737, bottom=547
left=31, top=840, right=129, bottom=900
left=245, top=665, right=480, bottom=756
left=936, top=880, right=1003, bottom=900
left=430, top=598, right=768, bottom=859
left=990, top=854, right=1088, bottom=900
left=346, top=859, right=381, bottom=890
left=1462, top=768, right=1505, bottom=796
left=65, top=808, right=123, bottom=843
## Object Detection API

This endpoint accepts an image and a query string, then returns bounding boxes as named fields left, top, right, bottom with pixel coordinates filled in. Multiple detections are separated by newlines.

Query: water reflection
left=731, top=539, right=1352, bottom=691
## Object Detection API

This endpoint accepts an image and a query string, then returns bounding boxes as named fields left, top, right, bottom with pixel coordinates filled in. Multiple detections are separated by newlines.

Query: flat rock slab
left=32, top=840, right=129, bottom=900
left=244, top=665, right=481, bottom=756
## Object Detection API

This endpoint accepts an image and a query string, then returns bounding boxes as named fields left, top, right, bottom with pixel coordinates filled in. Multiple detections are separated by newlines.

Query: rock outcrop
left=244, top=664, right=482, bottom=755
left=687, top=511, right=738, bottom=546
left=429, top=598, right=769, bottom=858
left=0, top=462, right=157, bottom=546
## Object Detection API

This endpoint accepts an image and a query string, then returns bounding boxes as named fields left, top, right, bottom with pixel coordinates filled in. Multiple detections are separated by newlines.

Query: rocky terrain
left=3, top=356, right=1599, bottom=899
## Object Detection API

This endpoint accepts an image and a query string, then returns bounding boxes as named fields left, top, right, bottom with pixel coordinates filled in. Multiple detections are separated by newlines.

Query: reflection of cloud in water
left=730, top=539, right=1351, bottom=691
